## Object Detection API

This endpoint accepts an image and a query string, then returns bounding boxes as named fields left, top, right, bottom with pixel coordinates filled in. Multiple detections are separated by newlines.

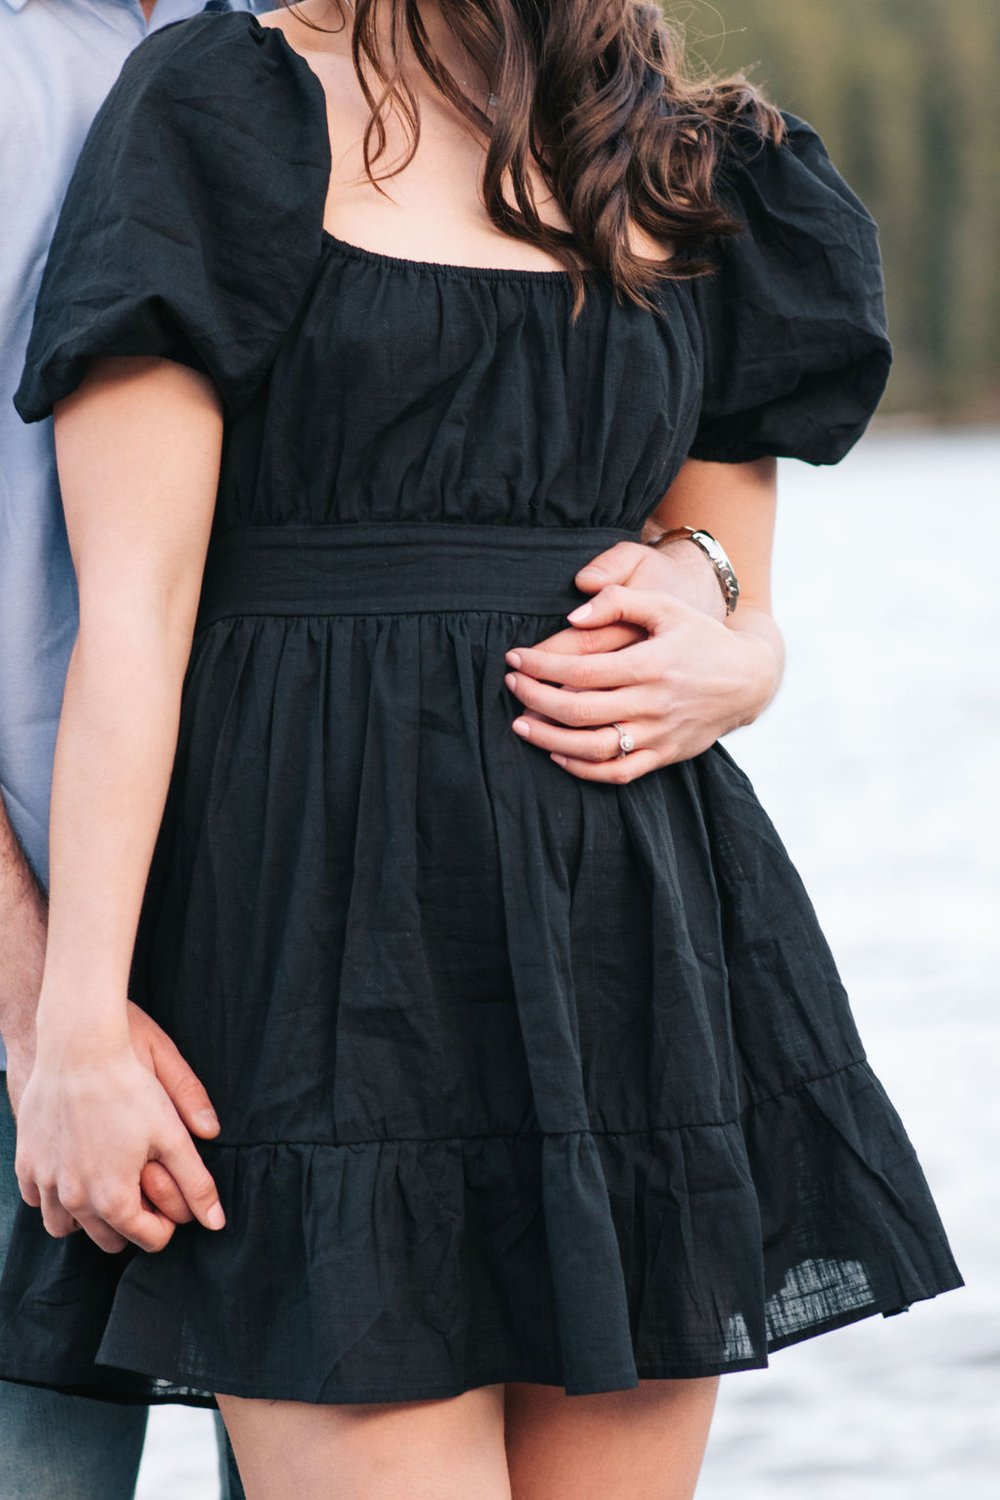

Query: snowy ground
left=137, top=428, right=999, bottom=1498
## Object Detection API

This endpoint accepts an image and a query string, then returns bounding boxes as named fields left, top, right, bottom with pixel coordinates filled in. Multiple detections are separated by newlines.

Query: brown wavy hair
left=281, top=0, right=785, bottom=317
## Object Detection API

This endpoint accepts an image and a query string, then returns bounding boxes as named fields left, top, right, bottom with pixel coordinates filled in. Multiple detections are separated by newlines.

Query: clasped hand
left=504, top=540, right=776, bottom=782
left=13, top=1001, right=226, bottom=1255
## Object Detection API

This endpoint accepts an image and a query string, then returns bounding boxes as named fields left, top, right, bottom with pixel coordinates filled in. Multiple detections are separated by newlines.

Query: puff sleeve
left=688, top=112, right=893, bottom=465
left=13, top=13, right=330, bottom=424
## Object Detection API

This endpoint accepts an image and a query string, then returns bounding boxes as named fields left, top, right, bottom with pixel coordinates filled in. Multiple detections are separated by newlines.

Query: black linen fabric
left=12, top=14, right=329, bottom=423
left=1, top=10, right=960, bottom=1407
left=689, top=114, right=894, bottom=464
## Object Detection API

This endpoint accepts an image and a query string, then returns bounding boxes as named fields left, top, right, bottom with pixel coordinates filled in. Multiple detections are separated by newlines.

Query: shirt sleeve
left=688, top=111, right=893, bottom=466
left=13, top=12, right=329, bottom=424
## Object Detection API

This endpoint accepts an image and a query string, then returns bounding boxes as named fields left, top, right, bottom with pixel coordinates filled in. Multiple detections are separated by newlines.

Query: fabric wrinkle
left=0, top=7, right=961, bottom=1409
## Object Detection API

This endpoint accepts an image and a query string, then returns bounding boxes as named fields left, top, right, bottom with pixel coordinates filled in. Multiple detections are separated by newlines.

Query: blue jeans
left=0, top=1071, right=245, bottom=1500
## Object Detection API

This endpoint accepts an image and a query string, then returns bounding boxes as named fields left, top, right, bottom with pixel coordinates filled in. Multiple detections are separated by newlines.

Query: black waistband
left=195, top=522, right=644, bottom=625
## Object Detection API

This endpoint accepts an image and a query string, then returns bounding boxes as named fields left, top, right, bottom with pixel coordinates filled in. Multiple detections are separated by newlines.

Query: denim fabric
left=0, top=1072, right=147, bottom=1498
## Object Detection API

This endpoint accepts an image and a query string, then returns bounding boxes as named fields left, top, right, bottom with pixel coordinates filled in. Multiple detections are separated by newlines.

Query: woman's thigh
left=503, top=1376, right=721, bottom=1500
left=216, top=1383, right=511, bottom=1500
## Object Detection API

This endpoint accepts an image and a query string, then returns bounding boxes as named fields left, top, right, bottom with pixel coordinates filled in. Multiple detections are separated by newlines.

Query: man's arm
left=0, top=792, right=48, bottom=1086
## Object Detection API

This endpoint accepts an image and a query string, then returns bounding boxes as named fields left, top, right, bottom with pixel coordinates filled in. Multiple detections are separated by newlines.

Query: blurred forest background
left=673, top=0, right=1000, bottom=421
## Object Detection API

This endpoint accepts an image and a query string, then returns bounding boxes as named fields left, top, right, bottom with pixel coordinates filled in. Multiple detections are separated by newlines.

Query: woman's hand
left=504, top=457, right=782, bottom=781
left=503, top=582, right=781, bottom=783
left=8, top=998, right=223, bottom=1231
left=15, top=1026, right=226, bottom=1255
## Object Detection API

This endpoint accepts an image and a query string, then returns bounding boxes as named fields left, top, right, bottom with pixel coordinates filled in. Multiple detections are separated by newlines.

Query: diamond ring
left=611, top=722, right=635, bottom=757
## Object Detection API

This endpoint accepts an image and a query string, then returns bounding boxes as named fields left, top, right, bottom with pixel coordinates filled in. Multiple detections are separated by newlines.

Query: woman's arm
left=15, top=354, right=226, bottom=1253
left=502, top=457, right=785, bottom=780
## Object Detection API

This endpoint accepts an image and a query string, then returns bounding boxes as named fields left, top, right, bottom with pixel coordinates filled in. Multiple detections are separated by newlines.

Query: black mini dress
left=0, top=11, right=962, bottom=1406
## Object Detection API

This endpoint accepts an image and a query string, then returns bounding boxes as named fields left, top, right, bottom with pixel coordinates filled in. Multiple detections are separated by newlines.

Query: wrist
left=650, top=526, right=739, bottom=616
left=646, top=536, right=729, bottom=622
left=727, top=618, right=783, bottom=724
left=34, top=992, right=130, bottom=1064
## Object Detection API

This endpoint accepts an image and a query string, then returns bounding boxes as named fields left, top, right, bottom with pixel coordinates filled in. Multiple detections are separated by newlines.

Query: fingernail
left=551, top=753, right=568, bottom=767
left=577, top=564, right=605, bottom=576
left=505, top=650, right=522, bottom=669
left=504, top=672, right=517, bottom=690
left=206, top=1202, right=226, bottom=1231
left=512, top=718, right=530, bottom=737
left=196, top=1109, right=220, bottom=1132
left=566, top=602, right=592, bottom=621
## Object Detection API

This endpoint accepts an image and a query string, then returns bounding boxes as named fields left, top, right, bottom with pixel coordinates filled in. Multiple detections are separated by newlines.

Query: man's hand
left=494, top=536, right=729, bottom=748
left=16, top=1028, right=225, bottom=1254
left=8, top=1000, right=221, bottom=1228
left=503, top=584, right=780, bottom=782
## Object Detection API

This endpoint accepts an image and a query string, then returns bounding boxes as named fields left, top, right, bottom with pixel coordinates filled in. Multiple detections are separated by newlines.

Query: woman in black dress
left=1, top=1, right=962, bottom=1495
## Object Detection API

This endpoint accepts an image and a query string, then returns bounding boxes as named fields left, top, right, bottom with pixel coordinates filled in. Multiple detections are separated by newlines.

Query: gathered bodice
left=218, top=233, right=704, bottom=533
left=14, top=9, right=892, bottom=499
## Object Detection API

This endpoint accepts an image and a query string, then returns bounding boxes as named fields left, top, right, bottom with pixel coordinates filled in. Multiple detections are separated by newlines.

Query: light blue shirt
left=0, top=0, right=266, bottom=1063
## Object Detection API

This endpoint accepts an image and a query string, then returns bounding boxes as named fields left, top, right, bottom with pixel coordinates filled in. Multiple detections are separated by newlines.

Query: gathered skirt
left=0, top=522, right=963, bottom=1405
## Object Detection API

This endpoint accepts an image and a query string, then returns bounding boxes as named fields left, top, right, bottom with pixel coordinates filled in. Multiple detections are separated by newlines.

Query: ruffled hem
left=0, top=1058, right=963, bottom=1407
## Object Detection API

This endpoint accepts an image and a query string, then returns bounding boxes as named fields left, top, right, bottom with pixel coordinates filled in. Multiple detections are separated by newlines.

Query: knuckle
left=576, top=627, right=608, bottom=654
left=85, top=1224, right=121, bottom=1253
left=17, top=1174, right=41, bottom=1208
left=167, top=1144, right=215, bottom=1201
left=189, top=1172, right=217, bottom=1205
left=654, top=665, right=677, bottom=695
left=569, top=658, right=597, bottom=690
left=40, top=1201, right=73, bottom=1236
left=57, top=1181, right=86, bottom=1215
left=630, top=653, right=657, bottom=685
left=138, top=1221, right=174, bottom=1254
left=113, top=1208, right=151, bottom=1243
left=91, top=1187, right=129, bottom=1223
left=171, top=1072, right=201, bottom=1102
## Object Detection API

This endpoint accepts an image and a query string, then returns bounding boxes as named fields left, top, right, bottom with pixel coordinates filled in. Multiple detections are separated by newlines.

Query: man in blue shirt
left=0, top=4, right=264, bottom=1495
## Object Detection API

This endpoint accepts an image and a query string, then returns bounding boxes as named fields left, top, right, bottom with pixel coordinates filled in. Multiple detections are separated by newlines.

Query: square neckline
left=320, top=229, right=606, bottom=284
left=251, top=13, right=602, bottom=283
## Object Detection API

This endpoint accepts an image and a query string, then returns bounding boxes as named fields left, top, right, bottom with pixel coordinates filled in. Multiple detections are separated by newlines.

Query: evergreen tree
left=675, top=0, right=1000, bottom=416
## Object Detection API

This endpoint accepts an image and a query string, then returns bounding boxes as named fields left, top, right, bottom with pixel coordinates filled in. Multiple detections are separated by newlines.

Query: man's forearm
left=0, top=792, right=48, bottom=1055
